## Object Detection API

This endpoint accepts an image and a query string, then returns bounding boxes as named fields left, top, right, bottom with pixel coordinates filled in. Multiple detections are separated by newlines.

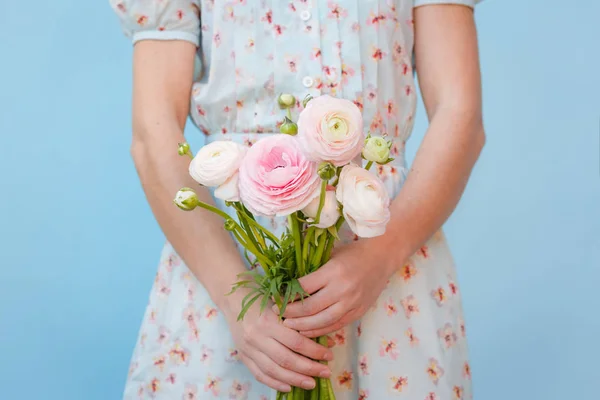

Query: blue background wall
left=1, top=0, right=599, bottom=399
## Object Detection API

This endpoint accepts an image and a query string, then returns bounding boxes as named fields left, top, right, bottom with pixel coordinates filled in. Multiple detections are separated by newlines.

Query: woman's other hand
left=225, top=290, right=334, bottom=393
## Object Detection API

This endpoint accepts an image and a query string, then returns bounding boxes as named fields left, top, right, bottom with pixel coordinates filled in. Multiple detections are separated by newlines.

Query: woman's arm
left=278, top=5, right=485, bottom=337
left=130, top=40, right=332, bottom=391
left=380, top=4, right=485, bottom=262
left=130, top=40, right=245, bottom=312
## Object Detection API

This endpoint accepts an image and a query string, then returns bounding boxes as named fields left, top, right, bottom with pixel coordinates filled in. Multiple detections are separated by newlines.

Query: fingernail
left=279, top=384, right=291, bottom=392
left=319, top=369, right=331, bottom=378
left=323, top=352, right=334, bottom=361
left=302, top=379, right=316, bottom=390
left=283, top=320, right=295, bottom=329
left=271, top=305, right=278, bottom=314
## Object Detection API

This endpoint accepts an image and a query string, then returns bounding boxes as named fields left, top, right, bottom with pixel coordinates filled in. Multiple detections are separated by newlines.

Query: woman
left=110, top=0, right=485, bottom=398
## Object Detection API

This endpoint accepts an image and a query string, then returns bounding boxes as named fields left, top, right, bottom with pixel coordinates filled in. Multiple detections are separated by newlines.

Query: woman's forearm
left=129, top=41, right=247, bottom=317
left=131, top=124, right=247, bottom=314
left=376, top=108, right=485, bottom=265
left=375, top=5, right=484, bottom=266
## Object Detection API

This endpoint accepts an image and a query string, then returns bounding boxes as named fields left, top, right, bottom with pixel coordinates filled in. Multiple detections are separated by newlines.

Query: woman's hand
left=275, top=239, right=399, bottom=338
left=225, top=291, right=333, bottom=393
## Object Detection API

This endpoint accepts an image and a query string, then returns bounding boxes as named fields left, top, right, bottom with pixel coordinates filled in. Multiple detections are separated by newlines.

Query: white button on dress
left=302, top=76, right=314, bottom=88
left=300, top=10, right=311, bottom=21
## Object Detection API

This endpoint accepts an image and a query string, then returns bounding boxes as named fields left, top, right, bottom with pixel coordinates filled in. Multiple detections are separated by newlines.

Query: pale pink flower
left=188, top=141, right=246, bottom=202
left=438, top=323, right=457, bottom=348
left=379, top=338, right=399, bottom=360
left=384, top=297, right=398, bottom=316
left=336, top=164, right=390, bottom=237
left=229, top=380, right=251, bottom=399
left=390, top=376, right=408, bottom=393
left=400, top=295, right=420, bottom=318
left=183, top=383, right=197, bottom=399
left=359, top=354, right=370, bottom=375
left=302, top=187, right=340, bottom=228
left=297, top=95, right=364, bottom=166
left=204, top=375, right=221, bottom=397
left=238, top=134, right=320, bottom=216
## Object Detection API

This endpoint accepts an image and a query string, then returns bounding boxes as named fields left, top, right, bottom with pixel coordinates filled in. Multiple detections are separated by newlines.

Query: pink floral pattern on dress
left=110, top=0, right=478, bottom=398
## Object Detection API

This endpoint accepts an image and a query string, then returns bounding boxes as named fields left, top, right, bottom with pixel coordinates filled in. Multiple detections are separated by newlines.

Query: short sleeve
left=109, top=0, right=201, bottom=46
left=414, top=0, right=482, bottom=8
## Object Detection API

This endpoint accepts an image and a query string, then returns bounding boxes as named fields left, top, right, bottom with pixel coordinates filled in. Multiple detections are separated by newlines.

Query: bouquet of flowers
left=174, top=93, right=394, bottom=400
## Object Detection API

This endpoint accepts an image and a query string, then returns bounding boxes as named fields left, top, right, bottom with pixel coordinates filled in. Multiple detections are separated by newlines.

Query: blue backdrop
left=1, top=1, right=599, bottom=399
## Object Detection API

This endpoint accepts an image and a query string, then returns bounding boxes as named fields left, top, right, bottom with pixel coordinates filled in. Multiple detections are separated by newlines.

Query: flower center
left=325, top=116, right=348, bottom=139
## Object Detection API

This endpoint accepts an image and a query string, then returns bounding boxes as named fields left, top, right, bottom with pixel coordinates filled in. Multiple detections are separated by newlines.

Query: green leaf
left=260, top=291, right=270, bottom=313
left=290, top=278, right=308, bottom=302
left=326, top=226, right=340, bottom=240
left=279, top=282, right=293, bottom=318
left=238, top=293, right=262, bottom=321
left=382, top=157, right=395, bottom=165
left=314, top=228, right=325, bottom=246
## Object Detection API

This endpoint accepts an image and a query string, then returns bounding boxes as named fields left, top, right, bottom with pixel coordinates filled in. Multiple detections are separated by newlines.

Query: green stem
left=302, top=227, right=315, bottom=270
left=236, top=208, right=264, bottom=253
left=326, top=379, right=336, bottom=400
left=287, top=107, right=293, bottom=120
left=322, top=217, right=345, bottom=263
left=245, top=214, right=280, bottom=245
left=330, top=166, right=343, bottom=186
left=316, top=335, right=331, bottom=400
left=232, top=229, right=272, bottom=270
left=309, top=383, right=319, bottom=400
left=313, top=180, right=327, bottom=225
left=194, top=199, right=231, bottom=220
left=311, top=232, right=328, bottom=269
left=365, top=160, right=373, bottom=171
left=289, top=213, right=304, bottom=276
left=235, top=202, right=280, bottom=246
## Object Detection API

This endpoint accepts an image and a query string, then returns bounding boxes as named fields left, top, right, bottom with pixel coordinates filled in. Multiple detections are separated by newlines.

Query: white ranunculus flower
left=336, top=164, right=391, bottom=238
left=173, top=187, right=199, bottom=211
left=214, top=172, right=240, bottom=202
left=302, top=189, right=340, bottom=228
left=189, top=141, right=246, bottom=195
left=362, top=136, right=391, bottom=164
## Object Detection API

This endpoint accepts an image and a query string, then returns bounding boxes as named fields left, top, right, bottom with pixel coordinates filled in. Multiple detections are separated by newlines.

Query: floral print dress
left=110, top=0, right=480, bottom=399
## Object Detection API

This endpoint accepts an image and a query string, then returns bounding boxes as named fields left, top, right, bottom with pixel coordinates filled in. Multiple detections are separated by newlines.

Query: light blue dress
left=110, top=1, right=481, bottom=399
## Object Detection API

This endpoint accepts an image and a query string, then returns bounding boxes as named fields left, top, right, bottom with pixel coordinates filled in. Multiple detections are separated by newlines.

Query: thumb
left=298, top=260, right=333, bottom=295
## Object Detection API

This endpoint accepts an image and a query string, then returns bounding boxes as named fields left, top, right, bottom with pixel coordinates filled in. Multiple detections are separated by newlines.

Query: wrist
left=369, top=230, right=411, bottom=276
left=218, top=288, right=248, bottom=325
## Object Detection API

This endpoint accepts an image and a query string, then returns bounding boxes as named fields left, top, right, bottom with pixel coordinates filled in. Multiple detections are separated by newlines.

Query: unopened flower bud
left=277, top=93, right=296, bottom=109
left=302, top=94, right=313, bottom=108
left=317, top=162, right=336, bottom=181
left=362, top=136, right=391, bottom=164
left=173, top=187, right=199, bottom=211
left=279, top=117, right=298, bottom=135
left=178, top=142, right=191, bottom=156
left=224, top=219, right=237, bottom=231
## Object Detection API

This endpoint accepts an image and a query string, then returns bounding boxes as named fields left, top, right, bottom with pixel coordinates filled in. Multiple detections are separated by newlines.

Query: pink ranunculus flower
left=297, top=95, right=365, bottom=166
left=336, top=164, right=391, bottom=238
left=238, top=134, right=321, bottom=217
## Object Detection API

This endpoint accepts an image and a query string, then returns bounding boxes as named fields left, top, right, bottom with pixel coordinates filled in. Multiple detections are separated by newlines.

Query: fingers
left=283, top=303, right=347, bottom=332
left=248, top=342, right=319, bottom=390
left=300, top=319, right=349, bottom=338
left=274, top=288, right=335, bottom=319
left=241, top=353, right=291, bottom=393
left=273, top=324, right=334, bottom=362
left=297, top=264, right=331, bottom=295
